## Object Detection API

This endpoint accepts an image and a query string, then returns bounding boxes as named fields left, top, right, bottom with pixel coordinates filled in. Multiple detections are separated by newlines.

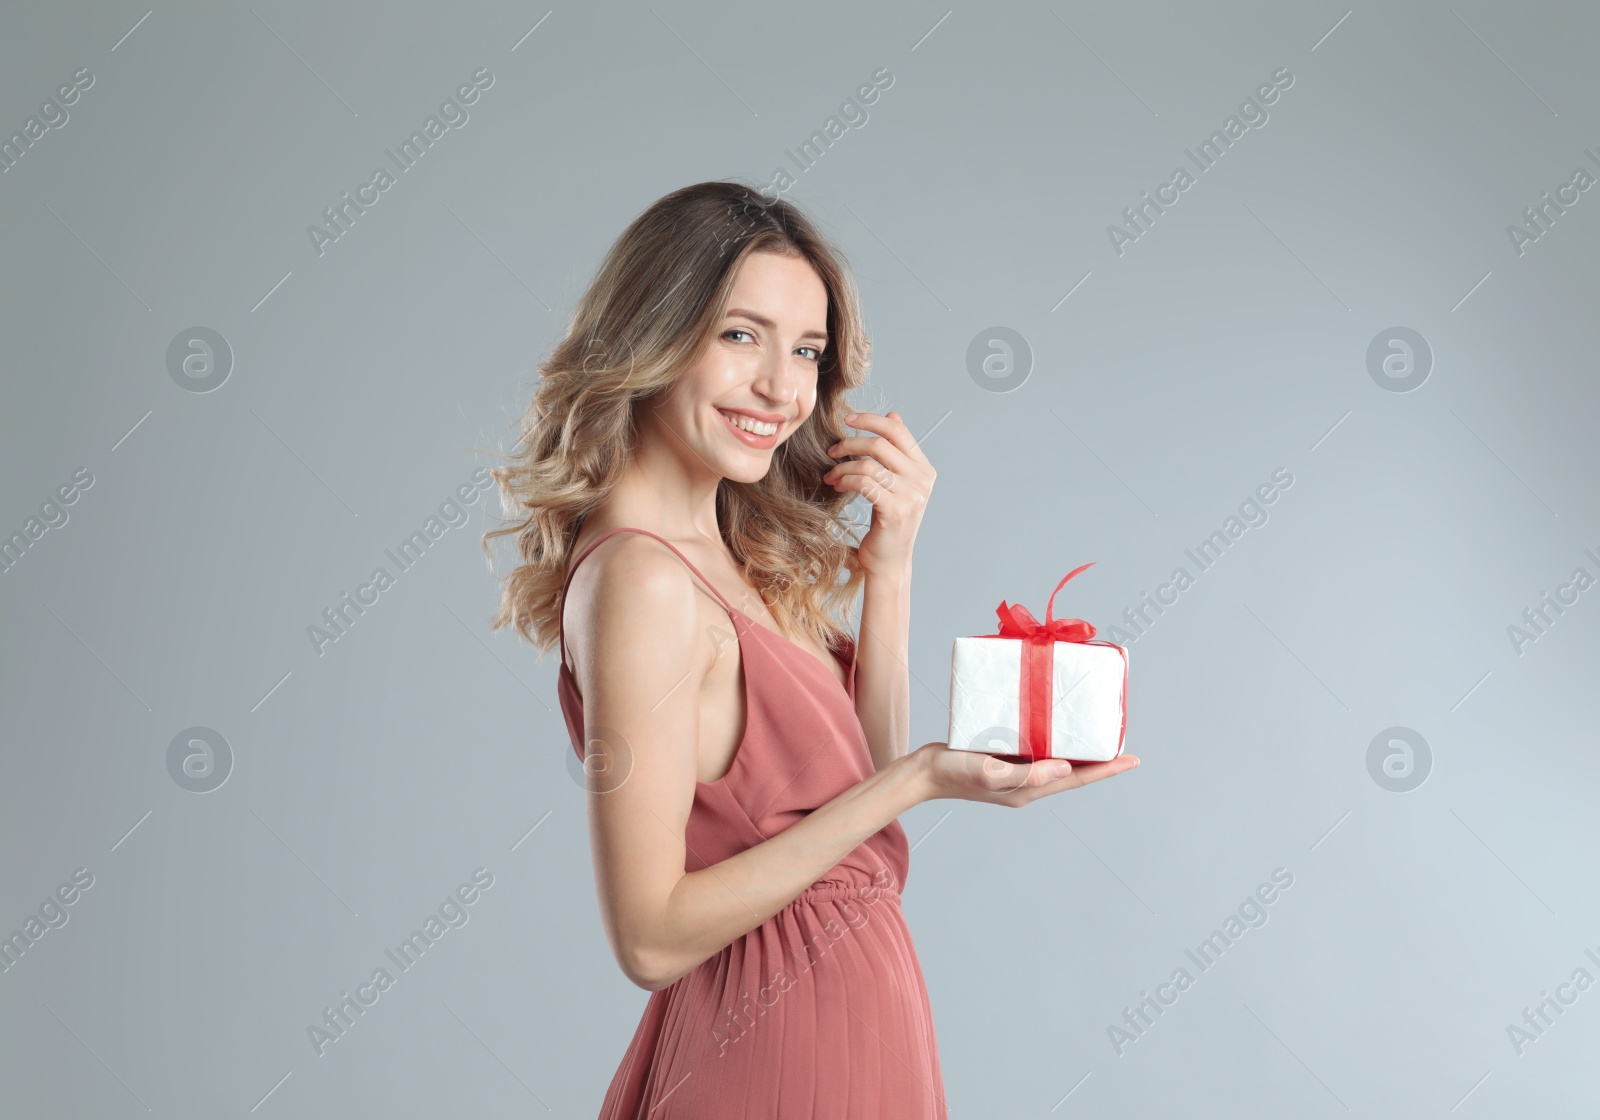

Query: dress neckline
left=558, top=603, right=855, bottom=789
left=729, top=605, right=854, bottom=698
left=555, top=525, right=858, bottom=788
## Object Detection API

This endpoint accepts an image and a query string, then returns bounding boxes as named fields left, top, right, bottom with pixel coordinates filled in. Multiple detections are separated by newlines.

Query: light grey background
left=3, top=1, right=1597, bottom=1115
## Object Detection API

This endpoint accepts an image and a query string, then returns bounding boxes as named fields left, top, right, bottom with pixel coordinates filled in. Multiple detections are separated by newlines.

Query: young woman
left=484, top=181, right=1139, bottom=1118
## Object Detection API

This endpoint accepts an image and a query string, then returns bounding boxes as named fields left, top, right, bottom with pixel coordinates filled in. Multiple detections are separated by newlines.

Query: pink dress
left=557, top=527, right=947, bottom=1118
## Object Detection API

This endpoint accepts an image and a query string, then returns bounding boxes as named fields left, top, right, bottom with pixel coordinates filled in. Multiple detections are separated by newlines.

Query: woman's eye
left=724, top=330, right=820, bottom=362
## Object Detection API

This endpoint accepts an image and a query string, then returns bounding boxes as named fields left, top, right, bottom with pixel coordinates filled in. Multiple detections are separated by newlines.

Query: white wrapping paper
left=947, top=636, right=1127, bottom=762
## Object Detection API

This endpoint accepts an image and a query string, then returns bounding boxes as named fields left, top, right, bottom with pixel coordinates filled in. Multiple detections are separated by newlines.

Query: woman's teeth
left=719, top=410, right=778, bottom=436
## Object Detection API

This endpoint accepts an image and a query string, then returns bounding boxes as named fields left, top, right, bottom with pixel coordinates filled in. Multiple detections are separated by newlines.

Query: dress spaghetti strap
left=558, top=527, right=737, bottom=671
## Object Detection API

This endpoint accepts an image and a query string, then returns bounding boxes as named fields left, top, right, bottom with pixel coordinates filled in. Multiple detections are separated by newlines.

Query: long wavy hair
left=480, top=180, right=875, bottom=660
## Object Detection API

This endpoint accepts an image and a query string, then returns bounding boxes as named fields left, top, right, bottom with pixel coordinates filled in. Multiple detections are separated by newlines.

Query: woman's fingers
left=824, top=460, right=904, bottom=503
left=1047, top=756, right=1140, bottom=791
left=1006, top=755, right=1140, bottom=802
left=924, top=744, right=1140, bottom=804
left=836, top=410, right=931, bottom=468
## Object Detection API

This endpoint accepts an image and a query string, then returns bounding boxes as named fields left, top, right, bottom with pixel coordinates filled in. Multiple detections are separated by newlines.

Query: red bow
left=988, top=562, right=1123, bottom=762
left=995, top=562, right=1099, bottom=644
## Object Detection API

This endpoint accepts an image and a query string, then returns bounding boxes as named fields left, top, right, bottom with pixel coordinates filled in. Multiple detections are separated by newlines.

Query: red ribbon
left=988, top=562, right=1127, bottom=762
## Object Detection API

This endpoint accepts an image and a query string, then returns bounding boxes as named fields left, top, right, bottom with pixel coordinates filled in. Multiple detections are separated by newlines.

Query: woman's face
left=646, top=249, right=831, bottom=485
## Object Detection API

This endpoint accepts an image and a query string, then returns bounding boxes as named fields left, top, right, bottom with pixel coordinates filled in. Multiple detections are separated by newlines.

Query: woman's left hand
left=822, top=410, right=936, bottom=578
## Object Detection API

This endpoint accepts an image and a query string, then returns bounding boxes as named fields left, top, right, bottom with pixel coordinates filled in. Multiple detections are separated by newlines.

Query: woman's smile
left=716, top=406, right=782, bottom=447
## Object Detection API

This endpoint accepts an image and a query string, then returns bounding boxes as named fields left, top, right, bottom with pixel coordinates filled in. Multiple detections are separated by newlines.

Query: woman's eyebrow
left=726, top=307, right=828, bottom=343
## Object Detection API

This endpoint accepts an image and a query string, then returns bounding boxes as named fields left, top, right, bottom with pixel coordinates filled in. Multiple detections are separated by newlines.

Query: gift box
left=947, top=562, right=1128, bottom=763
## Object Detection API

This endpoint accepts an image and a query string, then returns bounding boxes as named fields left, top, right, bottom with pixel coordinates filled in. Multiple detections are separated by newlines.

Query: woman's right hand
left=909, top=741, right=1139, bottom=807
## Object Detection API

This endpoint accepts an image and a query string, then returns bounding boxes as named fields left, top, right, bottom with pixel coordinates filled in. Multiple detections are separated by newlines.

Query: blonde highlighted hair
left=480, top=180, right=874, bottom=657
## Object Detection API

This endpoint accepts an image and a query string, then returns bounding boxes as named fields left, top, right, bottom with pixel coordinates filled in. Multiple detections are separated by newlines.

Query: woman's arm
left=568, top=535, right=932, bottom=992
left=852, top=565, right=913, bottom=773
left=822, top=410, right=938, bottom=775
left=640, top=746, right=926, bottom=991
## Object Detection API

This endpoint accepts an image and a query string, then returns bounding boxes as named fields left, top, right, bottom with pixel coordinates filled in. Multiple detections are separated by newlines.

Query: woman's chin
left=723, top=463, right=773, bottom=485
left=714, top=448, right=777, bottom=485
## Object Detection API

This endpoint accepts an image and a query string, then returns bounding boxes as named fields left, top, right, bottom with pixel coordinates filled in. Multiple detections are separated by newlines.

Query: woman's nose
left=751, top=356, right=797, bottom=405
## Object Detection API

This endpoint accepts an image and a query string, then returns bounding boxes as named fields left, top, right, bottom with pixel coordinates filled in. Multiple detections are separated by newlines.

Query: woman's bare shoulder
left=562, top=532, right=710, bottom=677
